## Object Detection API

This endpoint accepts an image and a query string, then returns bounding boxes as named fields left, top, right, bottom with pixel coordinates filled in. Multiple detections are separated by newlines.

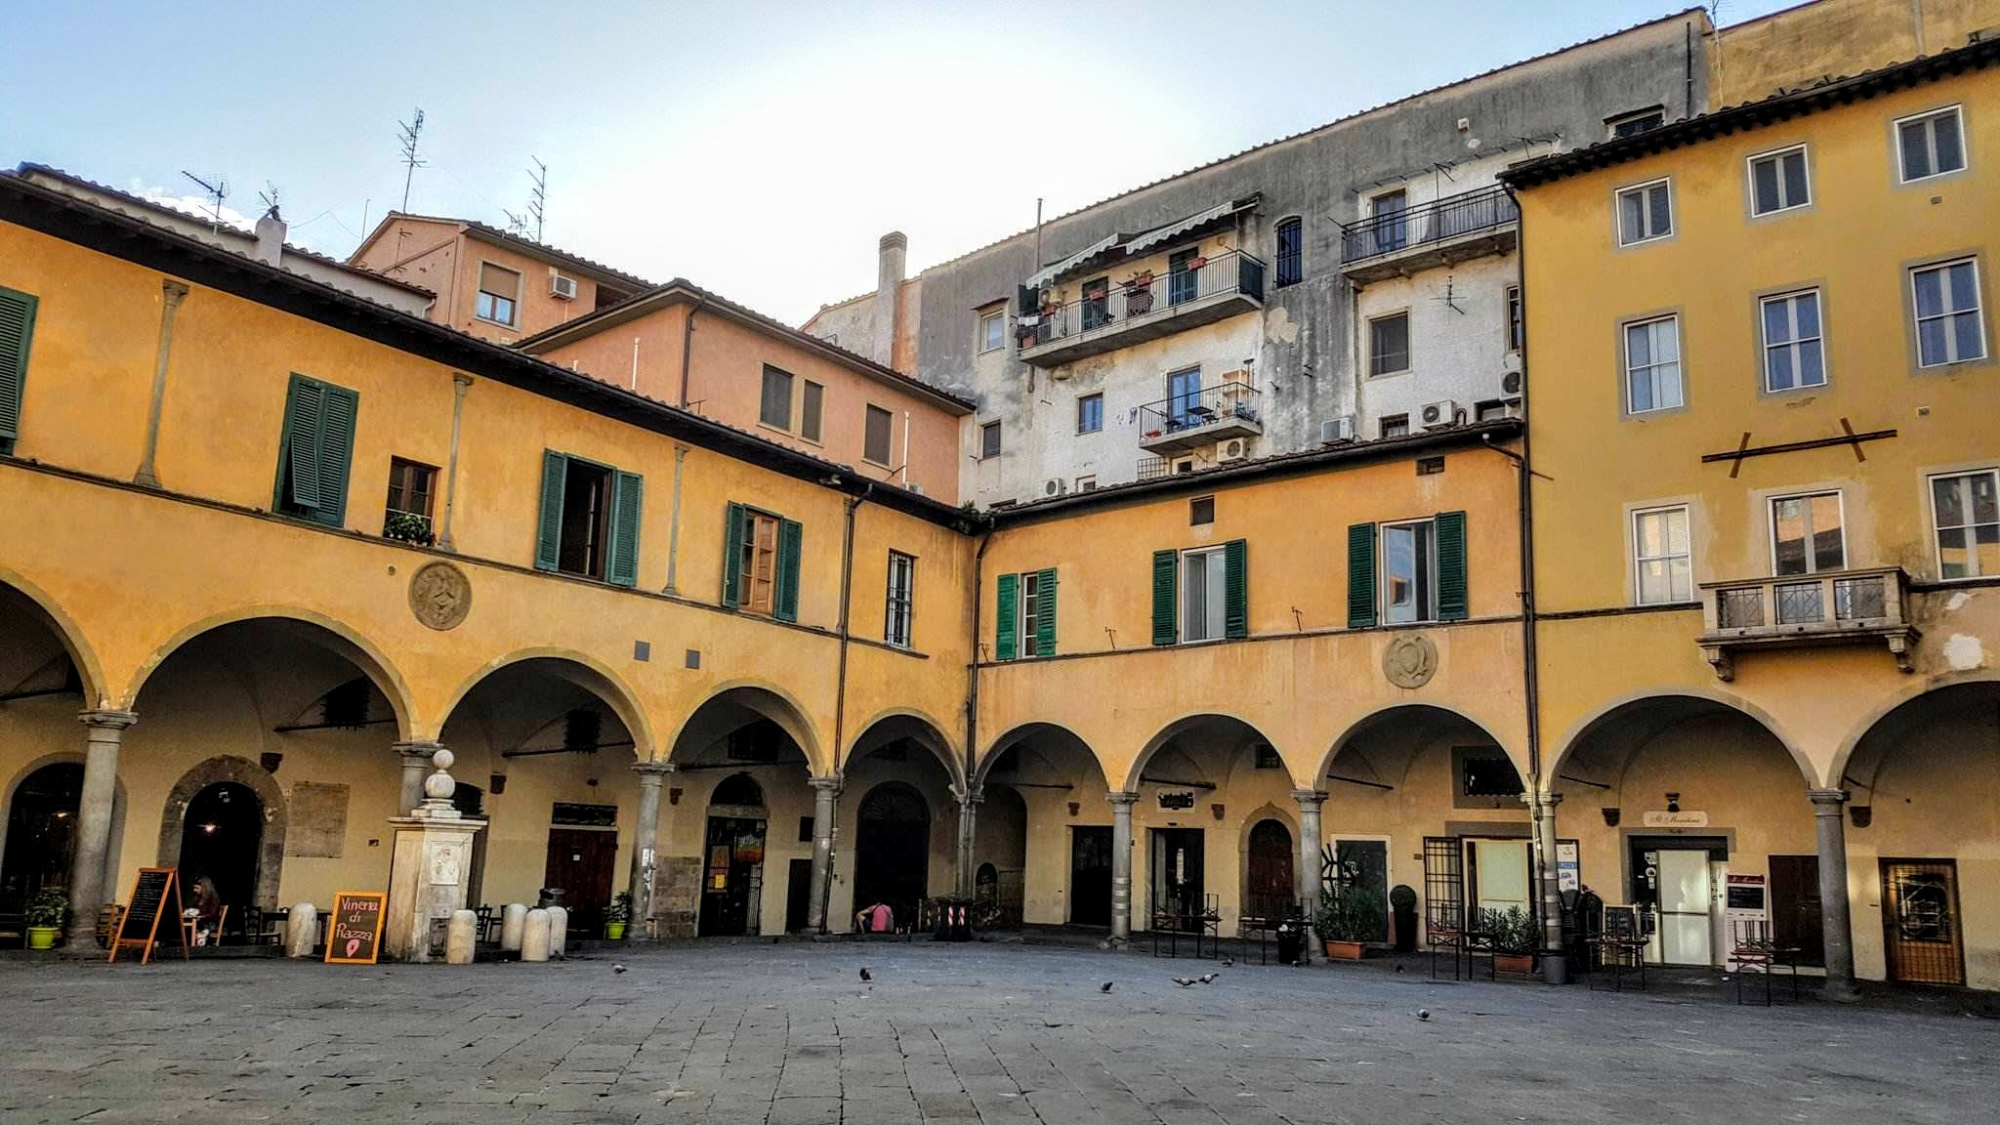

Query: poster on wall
left=1556, top=841, right=1581, bottom=892
left=325, top=891, right=387, bottom=964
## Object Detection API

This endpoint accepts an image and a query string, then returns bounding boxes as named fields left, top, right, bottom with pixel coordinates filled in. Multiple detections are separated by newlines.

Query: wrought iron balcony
left=1697, top=566, right=1916, bottom=680
left=1339, top=186, right=1518, bottom=284
left=1136, top=382, right=1262, bottom=457
left=1019, top=251, right=1265, bottom=368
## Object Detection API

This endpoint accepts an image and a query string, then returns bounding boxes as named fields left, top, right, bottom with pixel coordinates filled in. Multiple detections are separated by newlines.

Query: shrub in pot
left=1315, top=886, right=1385, bottom=960
left=1481, top=906, right=1537, bottom=974
left=25, top=888, right=67, bottom=950
left=605, top=891, right=633, bottom=941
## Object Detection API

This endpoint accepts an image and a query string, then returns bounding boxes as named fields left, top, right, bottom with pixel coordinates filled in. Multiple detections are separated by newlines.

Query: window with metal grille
left=1274, top=217, right=1303, bottom=288
left=885, top=551, right=915, bottom=648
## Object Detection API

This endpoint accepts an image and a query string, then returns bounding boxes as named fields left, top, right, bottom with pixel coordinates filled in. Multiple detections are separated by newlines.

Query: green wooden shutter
left=721, top=502, right=746, bottom=608
left=1223, top=538, right=1248, bottom=639
left=775, top=518, right=803, bottom=622
left=534, top=451, right=568, bottom=571
left=317, top=384, right=359, bottom=526
left=280, top=375, right=325, bottom=510
left=0, top=286, right=39, bottom=447
left=1151, top=549, right=1178, bottom=646
left=1347, top=523, right=1378, bottom=628
left=606, top=471, right=644, bottom=587
left=1035, top=568, right=1057, bottom=656
left=1435, top=510, right=1468, bottom=621
left=995, top=573, right=1018, bottom=661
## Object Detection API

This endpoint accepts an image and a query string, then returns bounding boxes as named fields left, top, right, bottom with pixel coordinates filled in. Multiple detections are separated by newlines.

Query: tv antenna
left=526, top=157, right=547, bottom=242
left=256, top=182, right=281, bottom=220
left=180, top=171, right=229, bottom=232
left=397, top=107, right=427, bottom=212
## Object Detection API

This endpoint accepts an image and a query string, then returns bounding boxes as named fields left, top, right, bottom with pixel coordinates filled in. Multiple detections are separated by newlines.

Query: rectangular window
left=1077, top=393, right=1103, bottom=434
left=1931, top=470, right=2000, bottom=579
left=980, top=420, right=1001, bottom=459
left=1076, top=475, right=1096, bottom=492
left=1168, top=249, right=1200, bottom=305
left=274, top=373, right=360, bottom=528
left=1380, top=414, right=1410, bottom=440
left=1382, top=520, right=1436, bottom=624
left=1274, top=217, right=1303, bottom=288
left=1506, top=286, right=1523, bottom=352
left=885, top=551, right=915, bottom=648
left=1749, top=145, right=1811, bottom=215
left=0, top=285, right=38, bottom=456
left=1369, top=312, right=1410, bottom=376
left=535, top=452, right=643, bottom=587
left=721, top=503, right=800, bottom=619
left=1371, top=190, right=1407, bottom=254
left=996, top=569, right=1056, bottom=659
left=1608, top=107, right=1665, bottom=138
left=741, top=511, right=780, bottom=613
left=1167, top=367, right=1202, bottom=426
left=800, top=381, right=823, bottom=443
left=383, top=457, right=437, bottom=541
left=863, top=405, right=893, bottom=465
left=1771, top=492, right=1845, bottom=576
left=760, top=365, right=794, bottom=429
left=1190, top=496, right=1215, bottom=526
left=1081, top=276, right=1111, bottom=330
left=1761, top=290, right=1826, bottom=392
left=1897, top=106, right=1966, bottom=183
left=474, top=262, right=520, bottom=326
left=1180, top=546, right=1229, bottom=642
left=1019, top=571, right=1042, bottom=657
left=1624, top=315, right=1684, bottom=413
left=1911, top=259, right=1987, bottom=367
left=1616, top=179, right=1673, bottom=245
left=1632, top=505, right=1692, bottom=605
left=979, top=308, right=1005, bottom=353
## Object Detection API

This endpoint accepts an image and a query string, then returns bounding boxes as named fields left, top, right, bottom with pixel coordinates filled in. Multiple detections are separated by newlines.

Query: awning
left=1025, top=195, right=1261, bottom=289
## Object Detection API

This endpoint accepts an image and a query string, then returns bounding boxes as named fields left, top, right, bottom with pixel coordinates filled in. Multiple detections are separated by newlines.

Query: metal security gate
left=1881, top=859, right=1964, bottom=986
left=1423, top=837, right=1463, bottom=934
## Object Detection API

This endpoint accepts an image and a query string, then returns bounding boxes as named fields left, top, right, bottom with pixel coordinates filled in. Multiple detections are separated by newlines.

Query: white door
left=1471, top=839, right=1531, bottom=915
left=1651, top=849, right=1713, bottom=965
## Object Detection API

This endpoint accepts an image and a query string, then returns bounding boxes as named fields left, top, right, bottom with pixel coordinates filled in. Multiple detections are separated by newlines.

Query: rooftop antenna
left=256, top=182, right=281, bottom=219
left=397, top=107, right=427, bottom=212
left=180, top=171, right=228, bottom=233
left=526, top=157, right=548, bottom=242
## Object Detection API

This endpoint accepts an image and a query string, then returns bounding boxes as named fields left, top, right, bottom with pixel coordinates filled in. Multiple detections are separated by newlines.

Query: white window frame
left=1630, top=504, right=1693, bottom=606
left=1760, top=289, right=1826, bottom=393
left=1746, top=144, right=1812, bottom=216
left=1075, top=475, right=1096, bottom=492
left=1910, top=258, right=1988, bottom=368
left=1622, top=314, right=1684, bottom=415
left=1768, top=490, right=1847, bottom=576
left=1615, top=178, right=1674, bottom=246
left=1894, top=105, right=1967, bottom=184
left=978, top=308, right=1006, bottom=353
left=1018, top=570, right=1041, bottom=657
left=1178, top=545, right=1229, bottom=644
left=474, top=262, right=522, bottom=327
left=885, top=551, right=915, bottom=648
left=1380, top=518, right=1438, bottom=625
left=1929, top=469, right=2000, bottom=581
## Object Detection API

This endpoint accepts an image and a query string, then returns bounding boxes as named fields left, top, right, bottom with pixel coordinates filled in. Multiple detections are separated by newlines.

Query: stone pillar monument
left=1292, top=789, right=1327, bottom=951
left=384, top=748, right=487, bottom=963
left=806, top=775, right=842, bottom=932
left=1108, top=791, right=1138, bottom=947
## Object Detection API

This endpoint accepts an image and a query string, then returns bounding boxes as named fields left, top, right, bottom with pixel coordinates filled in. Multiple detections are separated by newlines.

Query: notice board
left=325, top=891, right=387, bottom=964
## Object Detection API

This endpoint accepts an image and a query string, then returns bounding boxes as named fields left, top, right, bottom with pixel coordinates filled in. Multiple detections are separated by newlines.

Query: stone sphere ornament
left=424, top=748, right=457, bottom=800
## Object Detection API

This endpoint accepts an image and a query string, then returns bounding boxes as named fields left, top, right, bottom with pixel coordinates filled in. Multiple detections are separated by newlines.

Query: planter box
left=1495, top=953, right=1534, bottom=975
left=1323, top=939, right=1366, bottom=961
left=27, top=925, right=60, bottom=950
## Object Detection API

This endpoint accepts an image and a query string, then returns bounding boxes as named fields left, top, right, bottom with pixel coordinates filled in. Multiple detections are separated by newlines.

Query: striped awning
left=1025, top=195, right=1260, bottom=289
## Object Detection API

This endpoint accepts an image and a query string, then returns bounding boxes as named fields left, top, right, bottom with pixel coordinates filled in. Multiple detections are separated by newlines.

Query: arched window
left=711, top=772, right=765, bottom=808
left=1275, top=217, right=1304, bottom=288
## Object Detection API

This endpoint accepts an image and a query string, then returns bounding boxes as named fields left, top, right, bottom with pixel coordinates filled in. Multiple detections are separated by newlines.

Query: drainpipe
left=964, top=526, right=995, bottom=808
left=832, top=483, right=874, bottom=785
left=678, top=297, right=706, bottom=409
left=630, top=336, right=640, bottom=391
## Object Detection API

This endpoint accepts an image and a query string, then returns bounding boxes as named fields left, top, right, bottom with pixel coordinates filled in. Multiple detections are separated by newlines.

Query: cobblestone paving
left=0, top=942, right=1993, bottom=1123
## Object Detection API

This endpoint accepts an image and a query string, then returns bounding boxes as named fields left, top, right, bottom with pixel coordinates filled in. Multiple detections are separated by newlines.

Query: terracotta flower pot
left=1323, top=939, right=1365, bottom=961
left=1495, top=953, right=1534, bottom=975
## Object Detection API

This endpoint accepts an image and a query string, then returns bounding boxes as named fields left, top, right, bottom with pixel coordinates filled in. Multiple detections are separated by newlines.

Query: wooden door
left=544, top=828, right=618, bottom=936
left=1767, top=855, right=1824, bottom=966
left=1245, top=820, right=1294, bottom=920
left=1881, top=859, right=1964, bottom=985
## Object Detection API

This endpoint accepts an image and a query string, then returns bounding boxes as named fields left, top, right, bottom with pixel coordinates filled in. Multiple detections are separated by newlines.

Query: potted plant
left=25, top=888, right=67, bottom=950
left=1481, top=906, right=1537, bottom=975
left=1315, top=886, right=1385, bottom=961
left=1123, top=271, right=1156, bottom=315
left=605, top=891, right=633, bottom=941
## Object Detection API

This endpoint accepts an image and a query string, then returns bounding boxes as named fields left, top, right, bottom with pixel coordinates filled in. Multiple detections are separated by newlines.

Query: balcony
left=1696, top=566, right=1917, bottom=681
left=1136, top=382, right=1261, bottom=457
left=1339, top=186, right=1518, bottom=284
left=1019, top=251, right=1265, bottom=369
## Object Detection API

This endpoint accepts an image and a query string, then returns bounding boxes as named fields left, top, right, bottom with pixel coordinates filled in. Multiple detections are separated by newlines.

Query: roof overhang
left=1026, top=196, right=1261, bottom=289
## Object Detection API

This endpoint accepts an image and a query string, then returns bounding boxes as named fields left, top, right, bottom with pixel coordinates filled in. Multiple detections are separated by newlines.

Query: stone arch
left=1122, top=711, right=1280, bottom=794
left=156, top=755, right=287, bottom=913
left=666, top=680, right=826, bottom=776
left=0, top=567, right=110, bottom=710
left=974, top=722, right=1110, bottom=792
left=1237, top=802, right=1299, bottom=920
left=1829, top=669, right=2000, bottom=790
left=1317, top=703, right=1518, bottom=791
left=847, top=708, right=964, bottom=796
left=436, top=648, right=657, bottom=761
left=0, top=752, right=129, bottom=910
left=122, top=607, right=416, bottom=740
left=1548, top=687, right=1815, bottom=790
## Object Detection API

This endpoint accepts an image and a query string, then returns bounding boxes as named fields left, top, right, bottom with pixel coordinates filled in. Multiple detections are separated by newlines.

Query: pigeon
left=1418, top=1009, right=1431, bottom=1021
left=859, top=968, right=872, bottom=982
left=1395, top=964, right=1406, bottom=974
left=612, top=963, right=627, bottom=974
left=1198, top=973, right=1217, bottom=984
left=1220, top=957, right=1234, bottom=968
left=1173, top=976, right=1196, bottom=987
left=1099, top=982, right=1114, bottom=993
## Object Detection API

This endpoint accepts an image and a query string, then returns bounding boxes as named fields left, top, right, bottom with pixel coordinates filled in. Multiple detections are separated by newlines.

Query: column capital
left=393, top=739, right=444, bottom=760
left=1290, top=789, right=1329, bottom=807
left=808, top=775, right=845, bottom=796
left=1520, top=790, right=1564, bottom=809
left=161, top=279, right=190, bottom=304
left=1106, top=790, right=1140, bottom=808
left=78, top=709, right=138, bottom=731
left=1808, top=787, right=1850, bottom=809
left=633, top=761, right=677, bottom=781
left=957, top=786, right=984, bottom=807
left=452, top=373, right=475, bottom=389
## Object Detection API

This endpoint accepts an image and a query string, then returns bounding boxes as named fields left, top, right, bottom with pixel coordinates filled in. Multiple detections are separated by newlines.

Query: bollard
left=285, top=903, right=317, bottom=959
left=500, top=903, right=527, bottom=953
left=546, top=905, right=569, bottom=959
left=522, top=908, right=551, bottom=962
left=446, top=909, right=477, bottom=965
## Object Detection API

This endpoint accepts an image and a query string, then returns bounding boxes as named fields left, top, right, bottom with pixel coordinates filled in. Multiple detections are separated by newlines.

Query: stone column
left=627, top=762, right=673, bottom=938
left=1108, top=791, right=1138, bottom=946
left=1809, top=788, right=1861, bottom=1003
left=66, top=710, right=137, bottom=948
left=1292, top=789, right=1326, bottom=950
left=806, top=775, right=842, bottom=933
left=954, top=787, right=983, bottom=899
left=393, top=740, right=442, bottom=815
left=1532, top=791, right=1568, bottom=985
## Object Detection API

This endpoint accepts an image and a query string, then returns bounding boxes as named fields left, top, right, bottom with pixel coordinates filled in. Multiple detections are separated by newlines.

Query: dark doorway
left=1768, top=855, right=1824, bottom=967
left=1245, top=819, right=1294, bottom=919
left=1150, top=827, right=1206, bottom=931
left=1069, top=826, right=1112, bottom=927
left=1336, top=838, right=1391, bottom=942
left=1, top=763, right=84, bottom=926
left=176, top=781, right=263, bottom=940
left=1881, top=858, right=1964, bottom=986
left=853, top=782, right=930, bottom=930
left=785, top=857, right=813, bottom=933
left=544, top=828, right=618, bottom=936
left=698, top=817, right=767, bottom=936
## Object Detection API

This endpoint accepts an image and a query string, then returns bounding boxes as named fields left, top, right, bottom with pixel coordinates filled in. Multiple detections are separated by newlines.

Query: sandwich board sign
left=325, top=891, right=387, bottom=964
left=108, top=866, right=189, bottom=964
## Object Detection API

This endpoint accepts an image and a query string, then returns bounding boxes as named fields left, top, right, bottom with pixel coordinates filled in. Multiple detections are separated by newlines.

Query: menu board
left=325, top=891, right=387, bottom=965
left=108, top=867, right=188, bottom=964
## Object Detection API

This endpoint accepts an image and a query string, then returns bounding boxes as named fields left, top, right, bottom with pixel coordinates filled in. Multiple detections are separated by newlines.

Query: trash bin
left=1390, top=884, right=1418, bottom=953
left=1275, top=920, right=1304, bottom=965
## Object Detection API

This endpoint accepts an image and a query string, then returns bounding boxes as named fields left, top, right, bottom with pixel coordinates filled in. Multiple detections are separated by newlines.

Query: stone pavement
left=0, top=942, right=1992, bottom=1123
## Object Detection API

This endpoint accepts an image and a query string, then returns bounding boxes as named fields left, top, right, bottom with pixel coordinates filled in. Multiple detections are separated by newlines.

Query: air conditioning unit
left=1320, top=416, right=1356, bottom=444
left=1419, top=399, right=1459, bottom=429
left=550, top=273, right=579, bottom=300
left=1216, top=438, right=1249, bottom=464
left=1501, top=370, right=1522, bottom=396
left=1171, top=456, right=1198, bottom=475
left=1044, top=478, right=1067, bottom=497
left=906, top=481, right=925, bottom=496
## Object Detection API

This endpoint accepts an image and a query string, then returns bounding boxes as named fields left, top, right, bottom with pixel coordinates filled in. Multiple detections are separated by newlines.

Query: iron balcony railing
left=1697, top=566, right=1916, bottom=681
left=1339, top=186, right=1518, bottom=265
left=1030, top=251, right=1266, bottom=346
left=1136, top=382, right=1261, bottom=446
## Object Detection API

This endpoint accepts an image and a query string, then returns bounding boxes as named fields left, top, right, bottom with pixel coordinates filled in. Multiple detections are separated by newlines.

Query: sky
left=2, top=1, right=1795, bottom=324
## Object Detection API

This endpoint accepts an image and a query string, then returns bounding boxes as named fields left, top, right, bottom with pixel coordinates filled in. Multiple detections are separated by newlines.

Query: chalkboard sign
left=108, top=866, right=188, bottom=964
left=325, top=891, right=387, bottom=964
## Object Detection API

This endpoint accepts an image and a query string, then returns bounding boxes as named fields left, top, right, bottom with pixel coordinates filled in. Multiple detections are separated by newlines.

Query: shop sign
left=1641, top=810, right=1708, bottom=828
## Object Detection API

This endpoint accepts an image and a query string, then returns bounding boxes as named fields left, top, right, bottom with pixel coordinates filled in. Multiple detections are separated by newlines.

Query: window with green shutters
left=1348, top=513, right=1467, bottom=627
left=0, top=286, right=38, bottom=457
left=992, top=568, right=1057, bottom=659
left=721, top=501, right=802, bottom=620
left=534, top=450, right=643, bottom=587
left=1153, top=541, right=1247, bottom=644
left=1346, top=523, right=1378, bottom=627
left=273, top=373, right=360, bottom=528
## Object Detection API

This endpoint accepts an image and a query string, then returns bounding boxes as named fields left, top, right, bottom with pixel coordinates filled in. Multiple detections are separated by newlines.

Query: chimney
left=872, top=231, right=906, bottom=366
left=253, top=208, right=286, bottom=267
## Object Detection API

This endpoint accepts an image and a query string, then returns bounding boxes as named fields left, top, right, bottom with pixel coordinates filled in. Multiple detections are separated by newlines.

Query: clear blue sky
left=2, top=2, right=1793, bottom=322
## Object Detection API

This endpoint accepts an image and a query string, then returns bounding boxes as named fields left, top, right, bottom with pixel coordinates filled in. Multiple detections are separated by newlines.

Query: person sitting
left=854, top=902, right=893, bottom=934
left=190, top=876, right=224, bottom=946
